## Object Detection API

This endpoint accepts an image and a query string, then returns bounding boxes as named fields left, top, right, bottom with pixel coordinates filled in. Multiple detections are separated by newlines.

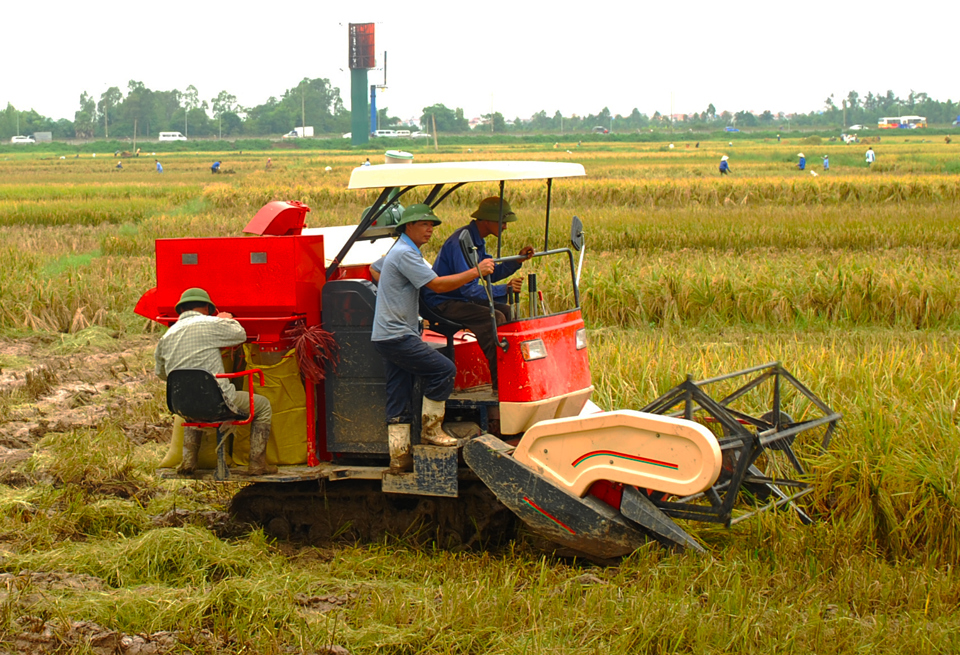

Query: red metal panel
left=148, top=234, right=326, bottom=341
left=243, top=201, right=310, bottom=236
left=496, top=310, right=591, bottom=403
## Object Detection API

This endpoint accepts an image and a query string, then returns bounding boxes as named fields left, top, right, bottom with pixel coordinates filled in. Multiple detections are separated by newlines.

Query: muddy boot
left=236, top=423, right=278, bottom=476
left=387, top=423, right=413, bottom=471
left=177, top=427, right=202, bottom=475
left=421, top=397, right=457, bottom=447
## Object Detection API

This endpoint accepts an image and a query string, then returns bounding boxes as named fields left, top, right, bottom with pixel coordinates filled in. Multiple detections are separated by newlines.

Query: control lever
left=458, top=230, right=508, bottom=352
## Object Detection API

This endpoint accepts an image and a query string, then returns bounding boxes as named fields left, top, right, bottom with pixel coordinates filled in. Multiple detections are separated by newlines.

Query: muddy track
left=231, top=478, right=520, bottom=550
left=0, top=336, right=165, bottom=451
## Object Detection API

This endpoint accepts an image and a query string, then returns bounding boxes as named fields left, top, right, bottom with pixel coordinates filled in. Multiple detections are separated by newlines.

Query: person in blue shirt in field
left=155, top=160, right=163, bottom=173
left=822, top=155, right=829, bottom=171
left=797, top=153, right=806, bottom=171
left=211, top=161, right=221, bottom=174
left=423, top=197, right=535, bottom=389
left=719, top=155, right=730, bottom=175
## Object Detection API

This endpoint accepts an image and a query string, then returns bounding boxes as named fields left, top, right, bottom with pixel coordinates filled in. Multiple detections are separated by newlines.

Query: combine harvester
left=136, top=160, right=841, bottom=558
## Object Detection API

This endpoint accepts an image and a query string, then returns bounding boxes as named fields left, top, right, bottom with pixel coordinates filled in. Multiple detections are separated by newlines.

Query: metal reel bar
left=639, top=362, right=841, bottom=527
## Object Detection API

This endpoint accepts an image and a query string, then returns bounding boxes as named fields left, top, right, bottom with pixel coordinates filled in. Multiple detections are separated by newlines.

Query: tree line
left=2, top=83, right=959, bottom=141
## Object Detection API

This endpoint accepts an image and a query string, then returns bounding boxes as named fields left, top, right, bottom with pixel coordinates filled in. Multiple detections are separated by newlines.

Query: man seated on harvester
left=154, top=288, right=276, bottom=476
left=422, top=197, right=534, bottom=389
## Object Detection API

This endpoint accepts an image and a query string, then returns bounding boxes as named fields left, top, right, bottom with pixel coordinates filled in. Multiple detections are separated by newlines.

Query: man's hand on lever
left=518, top=245, right=535, bottom=261
left=477, top=258, right=495, bottom=277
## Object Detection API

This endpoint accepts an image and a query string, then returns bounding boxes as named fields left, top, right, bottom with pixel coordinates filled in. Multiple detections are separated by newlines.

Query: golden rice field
left=0, top=137, right=959, bottom=652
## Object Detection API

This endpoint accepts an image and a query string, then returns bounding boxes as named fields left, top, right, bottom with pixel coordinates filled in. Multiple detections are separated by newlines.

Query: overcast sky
left=3, top=0, right=956, bottom=124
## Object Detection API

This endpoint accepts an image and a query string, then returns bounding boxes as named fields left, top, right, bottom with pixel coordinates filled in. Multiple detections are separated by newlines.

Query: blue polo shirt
left=422, top=221, right=521, bottom=307
left=372, top=233, right=438, bottom=341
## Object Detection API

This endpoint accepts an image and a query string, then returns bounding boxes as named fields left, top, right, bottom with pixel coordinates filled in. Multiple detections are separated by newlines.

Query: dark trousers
left=374, top=335, right=456, bottom=422
left=434, top=299, right=508, bottom=385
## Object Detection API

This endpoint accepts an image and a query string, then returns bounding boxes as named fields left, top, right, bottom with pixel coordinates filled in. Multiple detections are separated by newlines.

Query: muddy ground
left=0, top=334, right=164, bottom=456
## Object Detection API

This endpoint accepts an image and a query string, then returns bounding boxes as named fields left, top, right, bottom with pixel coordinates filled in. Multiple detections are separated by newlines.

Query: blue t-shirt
left=422, top=221, right=520, bottom=307
left=371, top=233, right=438, bottom=341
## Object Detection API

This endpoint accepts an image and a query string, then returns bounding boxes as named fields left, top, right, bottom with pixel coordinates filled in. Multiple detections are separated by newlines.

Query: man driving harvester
left=422, top=196, right=535, bottom=389
left=154, top=288, right=276, bottom=476
left=372, top=204, right=496, bottom=471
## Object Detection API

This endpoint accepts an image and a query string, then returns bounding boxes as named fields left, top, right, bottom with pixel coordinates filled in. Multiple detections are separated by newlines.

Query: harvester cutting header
left=135, top=158, right=840, bottom=558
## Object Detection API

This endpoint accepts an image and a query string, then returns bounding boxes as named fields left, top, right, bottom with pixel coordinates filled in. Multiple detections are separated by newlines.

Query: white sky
left=3, top=0, right=957, bottom=124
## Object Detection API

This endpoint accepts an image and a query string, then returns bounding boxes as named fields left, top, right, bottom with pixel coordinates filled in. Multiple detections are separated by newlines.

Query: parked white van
left=372, top=129, right=398, bottom=138
left=158, top=132, right=187, bottom=141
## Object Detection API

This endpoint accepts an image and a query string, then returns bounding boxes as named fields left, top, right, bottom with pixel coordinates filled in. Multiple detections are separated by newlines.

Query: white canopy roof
left=348, top=160, right=586, bottom=190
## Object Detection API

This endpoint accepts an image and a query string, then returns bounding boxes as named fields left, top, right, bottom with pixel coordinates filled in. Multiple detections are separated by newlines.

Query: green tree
left=74, top=92, right=97, bottom=139
left=734, top=110, right=759, bottom=127
left=481, top=111, right=506, bottom=132
left=119, top=80, right=155, bottom=139
left=151, top=90, right=184, bottom=132
left=420, top=103, right=468, bottom=133
left=98, top=87, right=122, bottom=138
left=182, top=84, right=200, bottom=137
left=211, top=90, right=237, bottom=139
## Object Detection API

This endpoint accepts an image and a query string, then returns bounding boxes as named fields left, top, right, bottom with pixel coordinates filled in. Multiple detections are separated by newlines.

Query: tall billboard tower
left=348, top=23, right=375, bottom=146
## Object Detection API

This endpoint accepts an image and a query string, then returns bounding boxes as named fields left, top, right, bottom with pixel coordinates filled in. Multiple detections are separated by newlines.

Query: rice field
left=0, top=137, right=959, bottom=652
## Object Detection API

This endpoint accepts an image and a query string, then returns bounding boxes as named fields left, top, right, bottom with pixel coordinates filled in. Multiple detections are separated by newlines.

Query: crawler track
left=230, top=478, right=519, bottom=550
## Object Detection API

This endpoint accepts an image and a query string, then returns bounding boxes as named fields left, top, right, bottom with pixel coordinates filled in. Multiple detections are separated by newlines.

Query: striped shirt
left=154, top=311, right=247, bottom=400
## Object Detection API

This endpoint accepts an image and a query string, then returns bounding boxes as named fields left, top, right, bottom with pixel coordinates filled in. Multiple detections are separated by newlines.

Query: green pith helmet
left=394, top=203, right=441, bottom=234
left=175, top=287, right=216, bottom=314
left=363, top=201, right=405, bottom=227
left=471, top=196, right=518, bottom=223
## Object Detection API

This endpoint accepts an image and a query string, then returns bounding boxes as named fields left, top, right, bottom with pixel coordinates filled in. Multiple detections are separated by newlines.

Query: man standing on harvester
left=422, top=197, right=534, bottom=389
left=372, top=204, right=495, bottom=471
left=154, top=288, right=276, bottom=477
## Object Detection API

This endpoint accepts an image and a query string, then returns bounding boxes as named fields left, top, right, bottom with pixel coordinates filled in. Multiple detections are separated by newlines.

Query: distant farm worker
left=154, top=288, right=276, bottom=477
left=422, top=197, right=535, bottom=390
left=211, top=161, right=221, bottom=174
left=946, top=136, right=952, bottom=145
left=155, top=160, right=163, bottom=173
left=116, top=161, right=123, bottom=170
left=822, top=155, right=829, bottom=171
left=866, top=147, right=876, bottom=166
left=362, top=158, right=371, bottom=166
left=266, top=157, right=272, bottom=170
left=719, top=155, right=730, bottom=175
left=372, top=204, right=496, bottom=470
left=797, top=153, right=806, bottom=171
left=777, top=134, right=781, bottom=142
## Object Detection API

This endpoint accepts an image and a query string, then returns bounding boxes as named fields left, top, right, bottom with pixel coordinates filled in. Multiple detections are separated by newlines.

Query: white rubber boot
left=388, top=423, right=413, bottom=471
left=421, top=397, right=458, bottom=447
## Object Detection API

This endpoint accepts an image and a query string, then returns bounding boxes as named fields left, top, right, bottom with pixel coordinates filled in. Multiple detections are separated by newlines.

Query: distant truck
left=282, top=127, right=314, bottom=139
left=159, top=132, right=187, bottom=141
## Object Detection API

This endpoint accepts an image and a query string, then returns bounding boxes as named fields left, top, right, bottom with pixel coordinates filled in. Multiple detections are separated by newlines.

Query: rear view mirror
left=459, top=229, right=479, bottom=268
left=570, top=215, right=584, bottom=252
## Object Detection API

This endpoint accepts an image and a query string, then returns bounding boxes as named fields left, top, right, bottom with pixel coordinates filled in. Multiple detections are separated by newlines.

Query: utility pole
left=301, top=84, right=306, bottom=133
